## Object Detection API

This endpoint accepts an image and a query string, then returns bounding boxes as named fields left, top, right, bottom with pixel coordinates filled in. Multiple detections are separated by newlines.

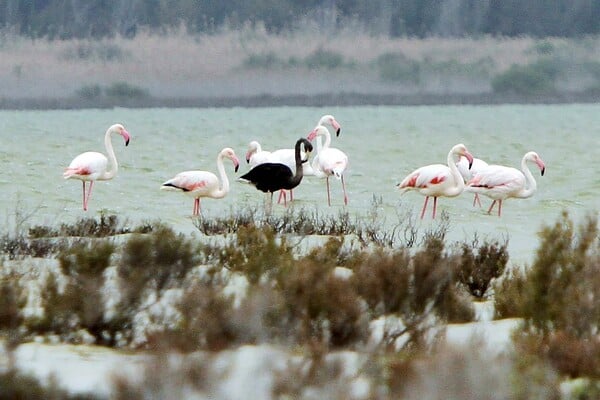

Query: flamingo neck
left=517, top=156, right=537, bottom=198
left=213, top=153, right=229, bottom=199
left=292, top=140, right=304, bottom=182
left=101, top=128, right=118, bottom=180
left=446, top=149, right=465, bottom=197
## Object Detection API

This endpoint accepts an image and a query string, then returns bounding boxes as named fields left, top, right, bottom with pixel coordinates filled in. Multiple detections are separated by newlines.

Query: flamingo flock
left=63, top=117, right=546, bottom=219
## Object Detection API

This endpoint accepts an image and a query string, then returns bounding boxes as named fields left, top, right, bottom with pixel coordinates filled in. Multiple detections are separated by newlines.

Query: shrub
left=304, top=48, right=345, bottom=70
left=376, top=52, right=420, bottom=82
left=457, top=238, right=508, bottom=298
left=105, top=81, right=149, bottom=99
left=242, top=51, right=284, bottom=69
left=76, top=84, right=103, bottom=99
left=491, top=59, right=561, bottom=95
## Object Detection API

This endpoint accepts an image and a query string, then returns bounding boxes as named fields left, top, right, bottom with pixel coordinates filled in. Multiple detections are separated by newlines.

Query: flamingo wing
left=467, top=166, right=525, bottom=197
left=162, top=171, right=219, bottom=194
left=239, top=163, right=293, bottom=193
left=399, top=164, right=449, bottom=191
left=317, top=148, right=347, bottom=178
left=64, top=151, right=108, bottom=180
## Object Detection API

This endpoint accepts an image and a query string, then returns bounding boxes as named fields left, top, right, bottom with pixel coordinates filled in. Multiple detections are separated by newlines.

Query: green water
left=1, top=104, right=598, bottom=265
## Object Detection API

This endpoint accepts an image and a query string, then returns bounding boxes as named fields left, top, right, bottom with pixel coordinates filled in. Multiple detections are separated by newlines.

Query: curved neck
left=446, top=149, right=465, bottom=196
left=213, top=153, right=229, bottom=198
left=518, top=156, right=537, bottom=198
left=293, top=141, right=304, bottom=181
left=101, top=129, right=118, bottom=180
left=320, top=129, right=331, bottom=150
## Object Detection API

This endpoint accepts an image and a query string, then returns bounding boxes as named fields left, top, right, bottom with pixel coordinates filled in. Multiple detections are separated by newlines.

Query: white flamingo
left=466, top=151, right=546, bottom=217
left=307, top=125, right=349, bottom=206
left=397, top=144, right=474, bottom=219
left=246, top=141, right=272, bottom=167
left=456, top=155, right=489, bottom=207
left=161, top=148, right=240, bottom=216
left=63, top=123, right=131, bottom=211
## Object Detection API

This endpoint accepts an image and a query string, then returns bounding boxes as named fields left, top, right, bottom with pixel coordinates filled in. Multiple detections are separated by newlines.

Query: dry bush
left=457, top=238, right=509, bottom=298
left=502, top=211, right=600, bottom=378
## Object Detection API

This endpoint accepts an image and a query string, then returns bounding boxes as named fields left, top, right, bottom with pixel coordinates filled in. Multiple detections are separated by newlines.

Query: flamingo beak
left=536, top=158, right=546, bottom=176
left=121, top=129, right=131, bottom=146
left=331, top=119, right=341, bottom=137
left=464, top=151, right=474, bottom=169
left=245, top=151, right=251, bottom=164
left=307, top=129, right=317, bottom=141
left=233, top=157, right=240, bottom=173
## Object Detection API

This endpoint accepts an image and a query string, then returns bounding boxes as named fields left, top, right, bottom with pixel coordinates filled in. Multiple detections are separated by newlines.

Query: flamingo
left=456, top=155, right=489, bottom=207
left=161, top=148, right=240, bottom=216
left=465, top=151, right=546, bottom=217
left=246, top=141, right=272, bottom=167
left=397, top=144, right=474, bottom=219
left=63, top=123, right=131, bottom=211
left=238, top=138, right=313, bottom=214
left=307, top=125, right=349, bottom=206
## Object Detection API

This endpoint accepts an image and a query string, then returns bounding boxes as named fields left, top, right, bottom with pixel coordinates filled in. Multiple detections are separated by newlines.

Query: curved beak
left=464, top=151, right=474, bottom=169
left=245, top=151, right=251, bottom=164
left=537, top=159, right=546, bottom=176
left=233, top=157, right=240, bottom=173
left=121, top=130, right=131, bottom=146
left=307, top=129, right=317, bottom=141
left=331, top=119, right=341, bottom=137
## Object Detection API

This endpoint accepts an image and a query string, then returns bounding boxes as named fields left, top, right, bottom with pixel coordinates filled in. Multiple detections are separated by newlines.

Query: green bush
left=491, top=59, right=561, bottom=95
left=304, top=48, right=345, bottom=70
left=376, top=52, right=420, bottom=82
left=105, top=81, right=149, bottom=99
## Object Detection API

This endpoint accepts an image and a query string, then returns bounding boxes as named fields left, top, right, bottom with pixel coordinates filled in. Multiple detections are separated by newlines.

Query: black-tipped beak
left=336, top=128, right=341, bottom=137
left=235, top=164, right=239, bottom=173
left=468, top=160, right=473, bottom=169
left=125, top=139, right=130, bottom=147
left=541, top=167, right=545, bottom=176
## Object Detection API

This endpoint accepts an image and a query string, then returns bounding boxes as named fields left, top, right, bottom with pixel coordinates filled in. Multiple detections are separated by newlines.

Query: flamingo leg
left=84, top=181, right=95, bottom=211
left=473, top=193, right=482, bottom=207
left=289, top=190, right=294, bottom=202
left=282, top=190, right=287, bottom=207
left=432, top=196, right=438, bottom=219
left=341, top=175, right=348, bottom=205
left=82, top=181, right=87, bottom=211
left=277, top=191, right=285, bottom=204
left=326, top=177, right=331, bottom=206
left=497, top=200, right=502, bottom=217
left=420, top=196, right=430, bottom=220
left=487, top=200, right=497, bottom=215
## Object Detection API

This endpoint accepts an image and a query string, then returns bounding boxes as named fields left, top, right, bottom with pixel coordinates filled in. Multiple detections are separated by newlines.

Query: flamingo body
left=307, top=125, right=349, bottom=206
left=466, top=151, right=545, bottom=216
left=397, top=143, right=474, bottom=219
left=456, top=155, right=489, bottom=207
left=162, top=147, right=240, bottom=216
left=239, top=138, right=312, bottom=212
left=63, top=123, right=130, bottom=211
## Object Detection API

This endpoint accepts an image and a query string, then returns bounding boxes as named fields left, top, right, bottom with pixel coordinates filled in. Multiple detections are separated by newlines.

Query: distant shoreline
left=1, top=91, right=599, bottom=110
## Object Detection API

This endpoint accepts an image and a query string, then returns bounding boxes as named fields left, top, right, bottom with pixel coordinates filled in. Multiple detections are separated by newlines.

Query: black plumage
left=239, top=138, right=313, bottom=197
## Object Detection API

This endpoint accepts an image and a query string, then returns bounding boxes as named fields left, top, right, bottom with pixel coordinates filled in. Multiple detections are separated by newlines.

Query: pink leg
left=82, top=181, right=87, bottom=211
left=281, top=190, right=287, bottom=206
left=432, top=197, right=438, bottom=219
left=497, top=200, right=502, bottom=217
left=326, top=177, right=331, bottom=206
left=193, top=198, right=200, bottom=216
left=341, top=175, right=348, bottom=205
left=420, top=196, right=430, bottom=219
left=289, top=190, right=294, bottom=202
left=487, top=200, right=497, bottom=215
left=473, top=193, right=482, bottom=207
left=84, top=181, right=95, bottom=211
left=277, top=191, right=285, bottom=204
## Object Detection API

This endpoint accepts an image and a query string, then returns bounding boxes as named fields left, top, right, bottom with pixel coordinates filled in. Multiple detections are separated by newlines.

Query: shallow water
left=0, top=104, right=598, bottom=265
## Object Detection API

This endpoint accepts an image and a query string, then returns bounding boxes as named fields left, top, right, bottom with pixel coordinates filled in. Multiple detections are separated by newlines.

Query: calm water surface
left=1, top=104, right=598, bottom=265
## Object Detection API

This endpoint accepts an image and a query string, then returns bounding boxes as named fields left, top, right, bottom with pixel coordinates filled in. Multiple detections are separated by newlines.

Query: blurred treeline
left=0, top=0, right=598, bottom=40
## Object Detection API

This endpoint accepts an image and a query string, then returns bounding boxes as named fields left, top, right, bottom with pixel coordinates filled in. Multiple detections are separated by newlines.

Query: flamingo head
left=245, top=141, right=260, bottom=163
left=452, top=144, right=473, bottom=169
left=526, top=151, right=546, bottom=176
left=307, top=125, right=328, bottom=142
left=222, top=147, right=240, bottom=172
left=110, top=123, right=130, bottom=146
left=319, top=114, right=341, bottom=137
left=300, top=138, right=313, bottom=155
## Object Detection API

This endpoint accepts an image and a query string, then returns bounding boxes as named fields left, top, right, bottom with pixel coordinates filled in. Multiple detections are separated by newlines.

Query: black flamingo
left=239, top=138, right=313, bottom=213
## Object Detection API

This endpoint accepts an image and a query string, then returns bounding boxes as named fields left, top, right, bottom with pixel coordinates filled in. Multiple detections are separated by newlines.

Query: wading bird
left=397, top=143, right=474, bottom=219
left=307, top=125, right=349, bottom=206
left=465, top=151, right=546, bottom=217
left=239, top=138, right=313, bottom=214
left=457, top=155, right=489, bottom=207
left=63, top=123, right=131, bottom=211
left=161, top=148, right=240, bottom=217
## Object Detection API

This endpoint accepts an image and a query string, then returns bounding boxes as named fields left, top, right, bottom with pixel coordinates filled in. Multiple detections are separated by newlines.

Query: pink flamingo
left=456, top=155, right=489, bottom=207
left=161, top=148, right=240, bottom=216
left=63, top=123, right=131, bottom=211
left=397, top=144, right=474, bottom=219
left=307, top=125, right=349, bottom=206
left=466, top=151, right=546, bottom=217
